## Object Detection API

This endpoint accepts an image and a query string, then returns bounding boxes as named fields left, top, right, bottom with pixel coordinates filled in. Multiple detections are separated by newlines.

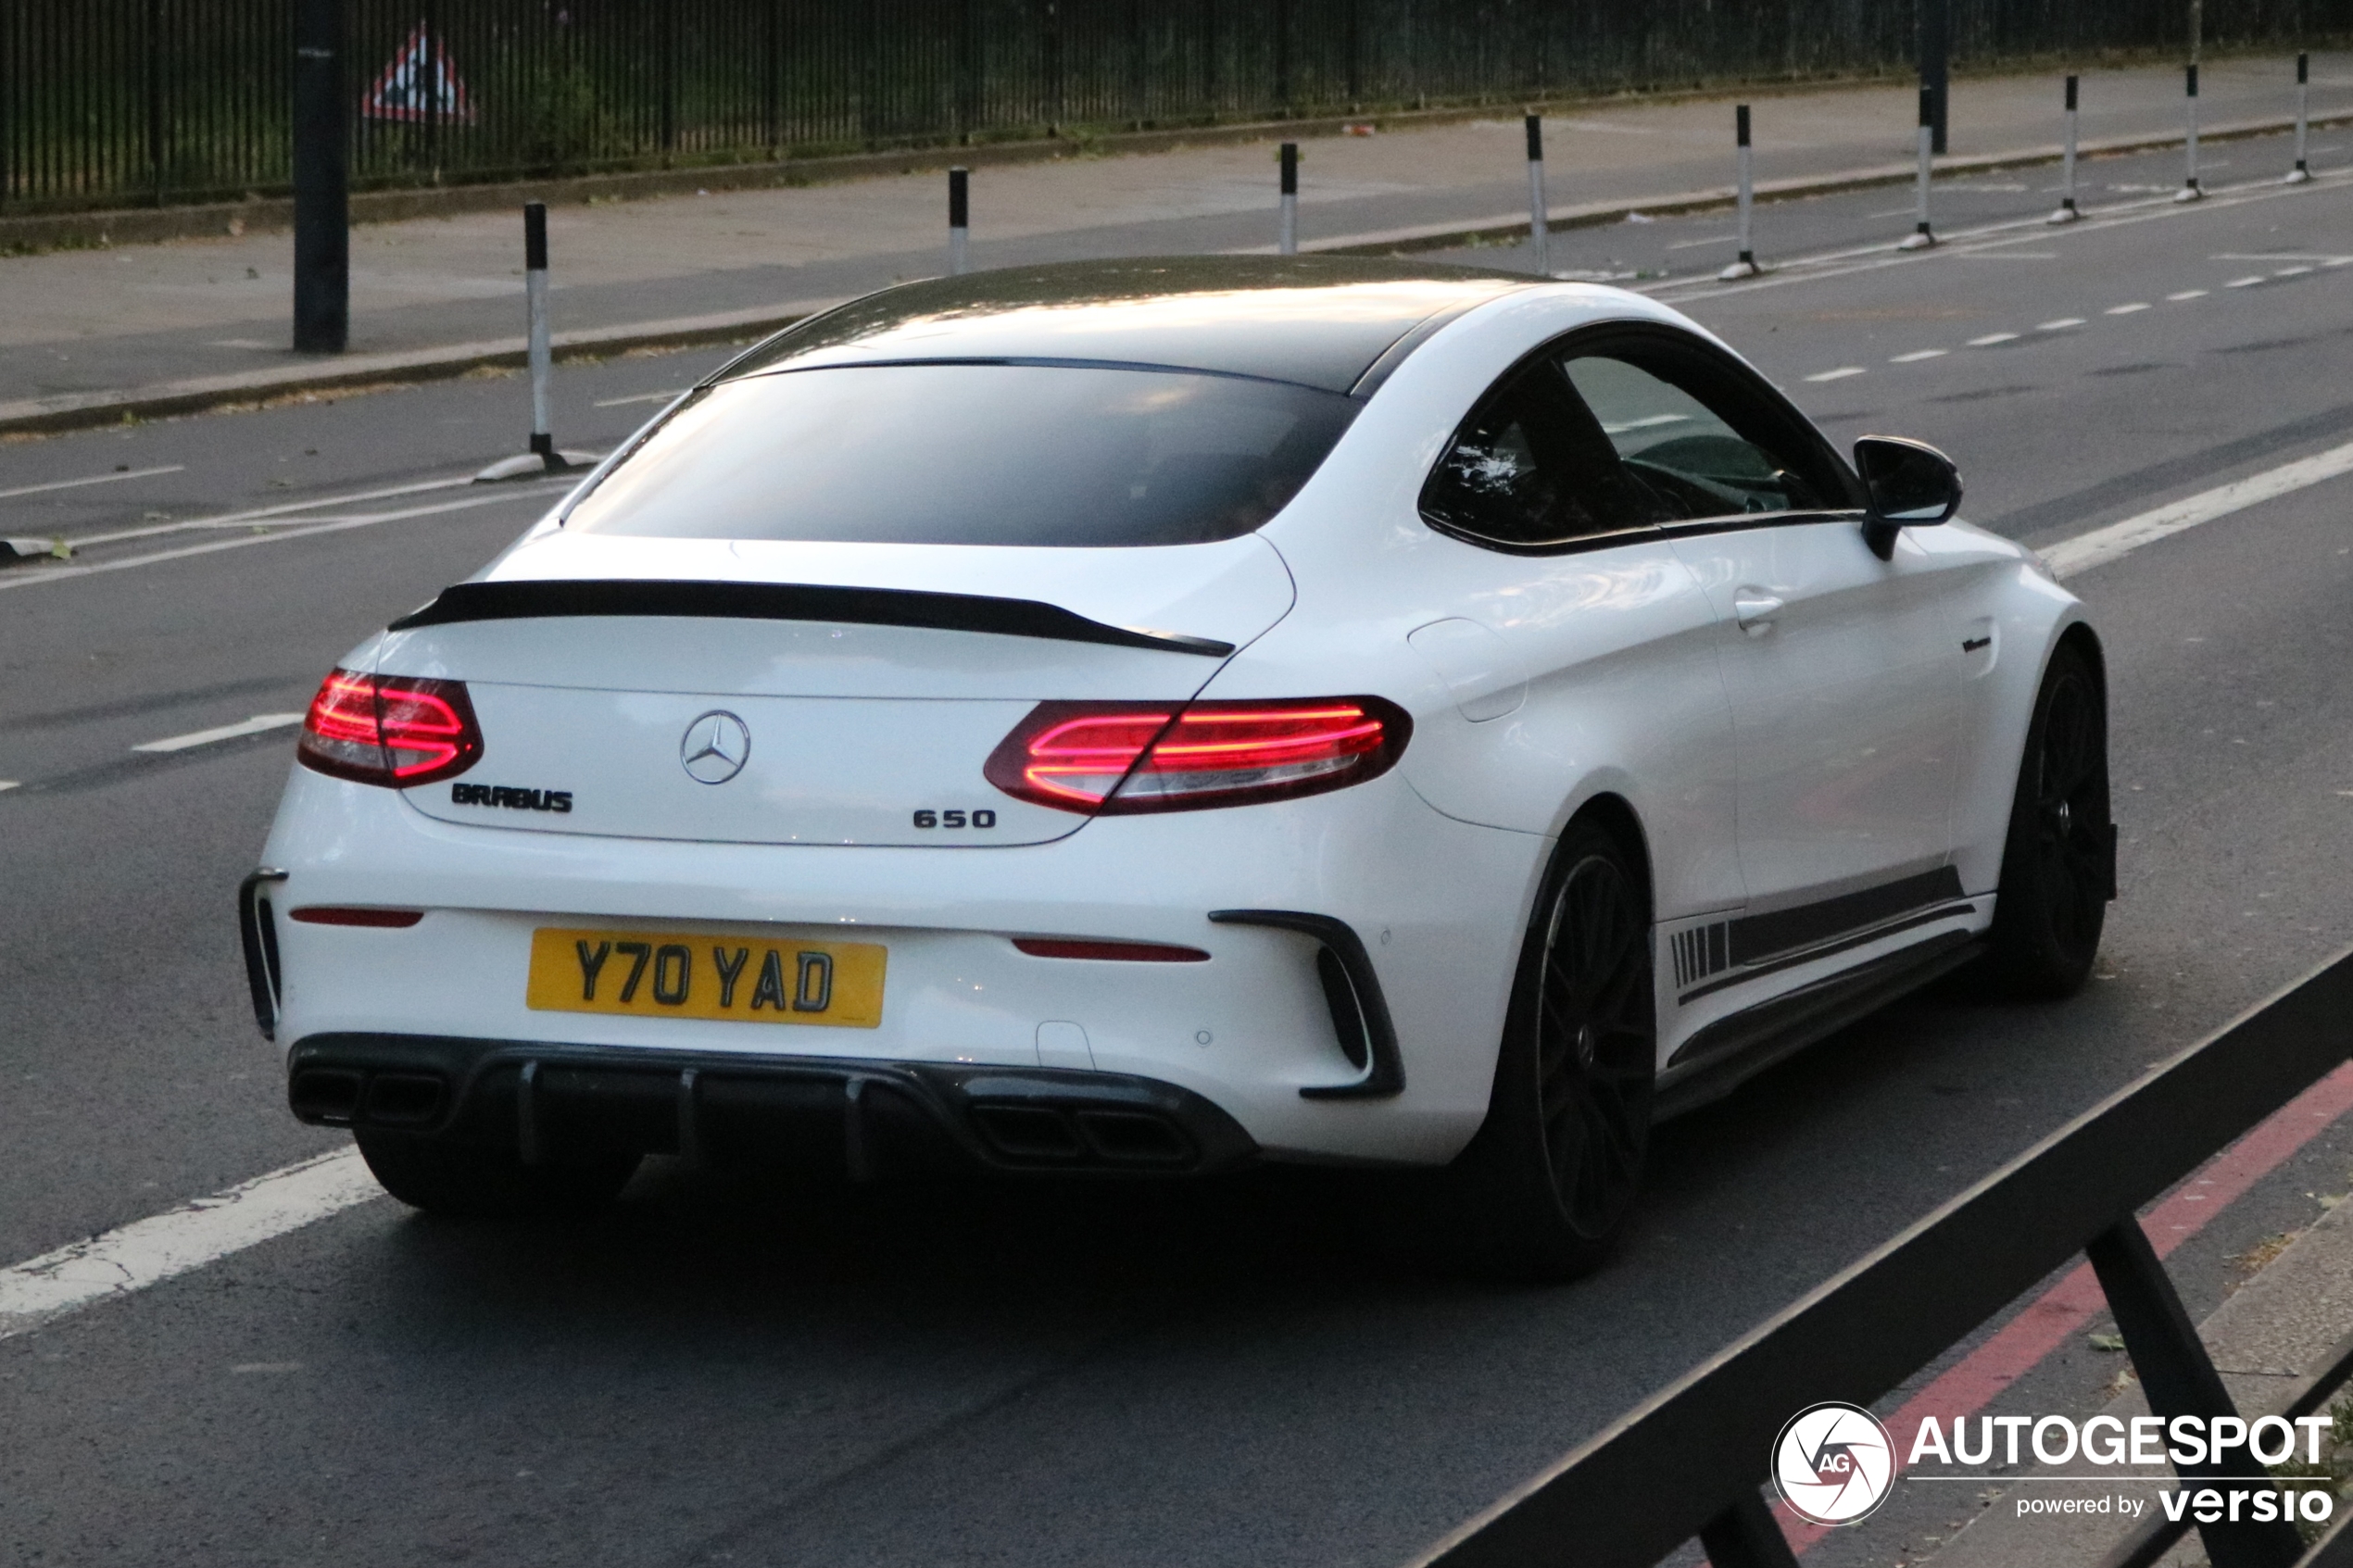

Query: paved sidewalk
left=1918, top=1191, right=2353, bottom=1568
left=4, top=53, right=2347, bottom=431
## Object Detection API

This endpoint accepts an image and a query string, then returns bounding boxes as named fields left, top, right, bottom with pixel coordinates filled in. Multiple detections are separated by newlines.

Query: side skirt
left=1653, top=930, right=1983, bottom=1121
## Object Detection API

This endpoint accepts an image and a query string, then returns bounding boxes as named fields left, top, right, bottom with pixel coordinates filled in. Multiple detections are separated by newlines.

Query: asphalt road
left=4, top=161, right=2353, bottom=1567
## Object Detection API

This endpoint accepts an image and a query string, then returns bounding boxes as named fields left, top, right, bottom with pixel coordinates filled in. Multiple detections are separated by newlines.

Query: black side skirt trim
left=386, top=579, right=1236, bottom=658
left=1680, top=900, right=1977, bottom=1005
left=1655, top=930, right=1982, bottom=1117
left=1208, top=909, right=1404, bottom=1099
left=1730, top=866, right=1966, bottom=969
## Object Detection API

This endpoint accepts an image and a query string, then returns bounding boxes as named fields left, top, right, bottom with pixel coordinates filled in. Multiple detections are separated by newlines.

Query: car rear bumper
left=289, top=1032, right=1260, bottom=1177
left=252, top=761, right=1545, bottom=1166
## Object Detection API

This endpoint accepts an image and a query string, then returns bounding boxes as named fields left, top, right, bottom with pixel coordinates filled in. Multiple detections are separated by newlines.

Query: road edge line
left=0, top=1147, right=381, bottom=1343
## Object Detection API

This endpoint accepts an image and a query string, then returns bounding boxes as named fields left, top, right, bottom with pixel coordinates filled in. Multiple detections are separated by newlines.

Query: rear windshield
left=562, top=363, right=1361, bottom=547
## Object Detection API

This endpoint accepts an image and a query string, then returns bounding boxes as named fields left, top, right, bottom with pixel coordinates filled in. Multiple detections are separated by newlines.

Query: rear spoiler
left=386, top=578, right=1236, bottom=658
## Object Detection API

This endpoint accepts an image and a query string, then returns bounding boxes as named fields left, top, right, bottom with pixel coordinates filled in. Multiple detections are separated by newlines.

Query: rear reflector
left=985, top=696, right=1410, bottom=815
left=296, top=669, right=483, bottom=788
left=290, top=907, right=425, bottom=928
left=1013, top=937, right=1210, bottom=962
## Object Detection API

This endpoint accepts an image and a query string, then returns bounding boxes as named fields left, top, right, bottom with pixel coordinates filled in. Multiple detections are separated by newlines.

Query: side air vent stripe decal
left=1728, top=866, right=1965, bottom=968
left=385, top=580, right=1237, bottom=658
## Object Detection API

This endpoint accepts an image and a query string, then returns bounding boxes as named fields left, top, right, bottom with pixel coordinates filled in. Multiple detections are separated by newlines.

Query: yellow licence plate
left=526, top=927, right=886, bottom=1028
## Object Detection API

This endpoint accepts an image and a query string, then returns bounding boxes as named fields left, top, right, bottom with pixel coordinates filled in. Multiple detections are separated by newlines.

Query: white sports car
left=242, top=257, right=2113, bottom=1276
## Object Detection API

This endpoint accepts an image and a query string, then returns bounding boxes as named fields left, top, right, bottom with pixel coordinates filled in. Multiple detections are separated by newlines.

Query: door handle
left=1732, top=593, right=1785, bottom=634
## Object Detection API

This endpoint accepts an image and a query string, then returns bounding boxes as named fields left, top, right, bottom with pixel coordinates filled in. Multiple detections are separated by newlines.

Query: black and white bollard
left=1719, top=104, right=1760, bottom=279
left=1278, top=143, right=1299, bottom=256
left=2176, top=63, right=2205, bottom=202
left=475, top=202, right=597, bottom=482
left=2288, top=53, right=2313, bottom=183
left=948, top=166, right=971, bottom=273
left=1898, top=87, right=1937, bottom=250
left=1525, top=114, right=1551, bottom=277
left=2049, top=75, right=2082, bottom=222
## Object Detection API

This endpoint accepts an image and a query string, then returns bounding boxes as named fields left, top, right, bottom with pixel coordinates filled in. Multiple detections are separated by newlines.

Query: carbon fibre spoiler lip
left=384, top=577, right=1237, bottom=658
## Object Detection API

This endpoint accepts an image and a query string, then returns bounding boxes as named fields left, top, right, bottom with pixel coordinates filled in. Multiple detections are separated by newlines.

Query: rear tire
left=1982, top=640, right=2112, bottom=998
left=356, top=1130, right=639, bottom=1218
left=1448, top=818, right=1656, bottom=1282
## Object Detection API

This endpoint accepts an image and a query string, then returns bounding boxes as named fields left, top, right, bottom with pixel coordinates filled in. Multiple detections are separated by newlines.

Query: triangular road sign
left=360, top=24, right=475, bottom=123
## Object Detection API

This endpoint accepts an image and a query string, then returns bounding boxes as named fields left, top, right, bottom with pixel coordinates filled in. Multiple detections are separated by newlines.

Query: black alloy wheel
left=1452, top=817, right=1657, bottom=1280
left=1984, top=640, right=2112, bottom=997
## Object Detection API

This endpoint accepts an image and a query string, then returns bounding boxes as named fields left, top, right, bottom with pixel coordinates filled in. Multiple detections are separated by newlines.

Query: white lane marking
left=65, top=474, right=479, bottom=549
left=1804, top=367, right=1868, bottom=383
left=1663, top=234, right=1736, bottom=251
left=132, top=712, right=304, bottom=754
left=0, top=465, right=185, bottom=502
left=0, top=781, right=18, bottom=793
left=2042, top=439, right=2353, bottom=580
left=1891, top=349, right=1948, bottom=362
left=2169, top=289, right=2210, bottom=300
left=2226, top=275, right=2268, bottom=288
left=2214, top=252, right=2353, bottom=263
left=1654, top=165, right=2353, bottom=307
left=2275, top=265, right=2316, bottom=277
left=591, top=387, right=687, bottom=408
left=0, top=1148, right=380, bottom=1342
left=1969, top=332, right=2020, bottom=345
left=2037, top=317, right=2086, bottom=330
left=0, top=487, right=552, bottom=594
left=2106, top=302, right=2152, bottom=314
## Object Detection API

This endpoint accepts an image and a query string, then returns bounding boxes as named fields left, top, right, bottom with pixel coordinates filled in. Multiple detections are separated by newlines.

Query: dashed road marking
left=0, top=465, right=185, bottom=502
left=2036, top=317, right=2085, bottom=330
left=2225, top=274, right=2268, bottom=287
left=0, top=781, right=18, bottom=793
left=1891, top=349, right=1948, bottom=362
left=2105, top=302, right=2152, bottom=314
left=1969, top=332, right=2020, bottom=345
left=2275, top=264, right=2315, bottom=276
left=1803, top=367, right=1867, bottom=383
left=0, top=1149, right=380, bottom=1342
left=131, top=713, right=304, bottom=753
left=2169, top=288, right=2210, bottom=299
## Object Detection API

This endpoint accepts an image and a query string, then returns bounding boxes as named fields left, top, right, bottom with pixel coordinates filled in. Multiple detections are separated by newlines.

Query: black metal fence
left=1407, top=946, right=2353, bottom=1568
left=4, top=0, right=2348, bottom=214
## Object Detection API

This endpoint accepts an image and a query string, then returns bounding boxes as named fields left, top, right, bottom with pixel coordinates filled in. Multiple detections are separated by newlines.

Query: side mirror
left=1855, top=435, right=1962, bottom=525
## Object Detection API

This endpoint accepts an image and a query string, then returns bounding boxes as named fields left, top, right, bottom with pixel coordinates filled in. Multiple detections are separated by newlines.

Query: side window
left=1562, top=346, right=1843, bottom=520
left=1419, top=359, right=1669, bottom=549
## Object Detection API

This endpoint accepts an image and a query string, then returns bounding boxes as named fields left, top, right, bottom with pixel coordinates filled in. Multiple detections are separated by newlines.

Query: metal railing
left=1411, top=947, right=2353, bottom=1568
left=3, top=0, right=2344, bottom=215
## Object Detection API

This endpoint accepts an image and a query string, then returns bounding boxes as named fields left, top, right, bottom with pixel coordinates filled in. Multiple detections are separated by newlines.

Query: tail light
left=985, top=697, right=1410, bottom=815
left=296, top=670, right=484, bottom=788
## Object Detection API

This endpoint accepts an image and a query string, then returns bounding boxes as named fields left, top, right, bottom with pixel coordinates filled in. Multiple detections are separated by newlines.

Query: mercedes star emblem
left=679, top=710, right=751, bottom=785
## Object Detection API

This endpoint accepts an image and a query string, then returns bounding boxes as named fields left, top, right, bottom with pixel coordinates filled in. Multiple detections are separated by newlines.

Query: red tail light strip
left=290, top=908, right=426, bottom=928
left=984, top=696, right=1410, bottom=815
left=1013, top=937, right=1211, bottom=962
left=296, top=669, right=484, bottom=788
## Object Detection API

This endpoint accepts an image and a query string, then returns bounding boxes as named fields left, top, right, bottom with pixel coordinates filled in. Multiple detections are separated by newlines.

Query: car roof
left=712, top=257, right=1534, bottom=395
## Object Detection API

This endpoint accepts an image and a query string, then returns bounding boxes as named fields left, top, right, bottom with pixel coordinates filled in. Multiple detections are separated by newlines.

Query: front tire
left=1982, top=640, right=2113, bottom=998
left=1449, top=818, right=1657, bottom=1282
left=356, top=1130, right=639, bottom=1218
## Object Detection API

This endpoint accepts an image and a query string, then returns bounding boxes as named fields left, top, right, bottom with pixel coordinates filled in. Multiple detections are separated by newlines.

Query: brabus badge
left=680, top=710, right=750, bottom=784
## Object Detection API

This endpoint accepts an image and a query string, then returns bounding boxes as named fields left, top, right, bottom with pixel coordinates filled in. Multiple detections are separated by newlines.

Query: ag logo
left=680, top=710, right=750, bottom=785
left=1771, top=1402, right=1895, bottom=1526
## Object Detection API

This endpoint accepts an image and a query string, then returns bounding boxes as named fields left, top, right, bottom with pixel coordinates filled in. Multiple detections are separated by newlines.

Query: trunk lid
left=373, top=532, right=1292, bottom=847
